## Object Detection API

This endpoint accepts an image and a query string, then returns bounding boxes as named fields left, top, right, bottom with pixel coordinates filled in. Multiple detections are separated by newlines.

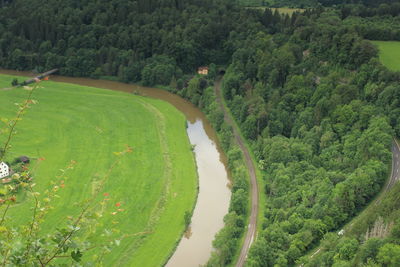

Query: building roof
left=198, top=66, right=209, bottom=75
left=18, top=156, right=30, bottom=164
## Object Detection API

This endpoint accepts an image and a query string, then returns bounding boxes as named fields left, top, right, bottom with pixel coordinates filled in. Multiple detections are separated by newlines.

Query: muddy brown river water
left=0, top=70, right=231, bottom=267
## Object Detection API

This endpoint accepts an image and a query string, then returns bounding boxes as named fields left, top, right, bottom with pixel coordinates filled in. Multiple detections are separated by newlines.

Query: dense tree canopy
left=240, top=0, right=400, bottom=8
left=0, top=0, right=257, bottom=86
left=216, top=6, right=400, bottom=266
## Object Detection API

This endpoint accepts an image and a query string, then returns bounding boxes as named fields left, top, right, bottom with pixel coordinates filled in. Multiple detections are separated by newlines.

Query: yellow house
left=197, top=66, right=209, bottom=75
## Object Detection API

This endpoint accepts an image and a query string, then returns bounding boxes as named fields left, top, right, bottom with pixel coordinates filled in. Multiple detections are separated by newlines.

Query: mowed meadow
left=372, top=41, right=400, bottom=71
left=0, top=74, right=197, bottom=266
left=245, top=6, right=305, bottom=15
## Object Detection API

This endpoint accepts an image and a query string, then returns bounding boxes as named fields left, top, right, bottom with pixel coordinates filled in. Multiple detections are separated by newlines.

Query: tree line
left=240, top=0, right=400, bottom=8
left=0, top=0, right=246, bottom=85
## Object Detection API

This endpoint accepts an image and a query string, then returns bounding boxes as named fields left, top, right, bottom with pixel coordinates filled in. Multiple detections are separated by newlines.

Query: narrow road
left=306, top=138, right=400, bottom=263
left=385, top=139, right=400, bottom=191
left=214, top=78, right=259, bottom=267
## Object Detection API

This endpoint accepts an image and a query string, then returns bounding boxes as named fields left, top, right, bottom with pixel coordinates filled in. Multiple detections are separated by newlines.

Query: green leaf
left=0, top=187, right=8, bottom=196
left=71, top=249, right=82, bottom=262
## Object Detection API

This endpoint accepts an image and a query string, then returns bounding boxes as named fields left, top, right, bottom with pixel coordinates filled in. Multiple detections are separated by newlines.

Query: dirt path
left=214, top=78, right=259, bottom=267
left=384, top=139, right=400, bottom=191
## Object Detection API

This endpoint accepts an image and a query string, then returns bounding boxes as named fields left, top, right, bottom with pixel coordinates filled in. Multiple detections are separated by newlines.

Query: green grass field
left=0, top=74, right=197, bottom=266
left=245, top=6, right=305, bottom=15
left=271, top=7, right=305, bottom=15
left=371, top=41, right=400, bottom=71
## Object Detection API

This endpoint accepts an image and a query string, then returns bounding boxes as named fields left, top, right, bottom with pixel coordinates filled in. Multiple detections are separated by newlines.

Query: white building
left=0, top=162, right=10, bottom=179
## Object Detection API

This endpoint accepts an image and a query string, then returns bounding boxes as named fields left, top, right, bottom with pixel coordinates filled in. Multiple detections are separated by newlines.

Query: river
left=0, top=70, right=231, bottom=267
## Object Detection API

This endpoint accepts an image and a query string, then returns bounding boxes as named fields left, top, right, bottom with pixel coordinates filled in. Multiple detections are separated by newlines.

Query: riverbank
left=214, top=78, right=264, bottom=267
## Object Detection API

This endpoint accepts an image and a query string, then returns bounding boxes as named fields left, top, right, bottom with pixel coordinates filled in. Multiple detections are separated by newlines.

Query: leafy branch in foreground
left=0, top=82, right=135, bottom=266
left=0, top=85, right=37, bottom=162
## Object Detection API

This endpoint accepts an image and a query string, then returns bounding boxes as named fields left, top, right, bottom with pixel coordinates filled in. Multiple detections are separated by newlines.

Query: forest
left=216, top=4, right=400, bottom=267
left=1, top=0, right=400, bottom=266
left=164, top=3, right=400, bottom=266
left=0, top=0, right=249, bottom=85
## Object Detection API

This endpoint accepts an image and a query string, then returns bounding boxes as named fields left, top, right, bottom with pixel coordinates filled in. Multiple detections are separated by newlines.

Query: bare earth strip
left=214, top=78, right=259, bottom=267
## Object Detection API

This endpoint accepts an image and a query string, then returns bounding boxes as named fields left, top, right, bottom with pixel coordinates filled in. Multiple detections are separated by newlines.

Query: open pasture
left=0, top=74, right=197, bottom=266
left=372, top=40, right=400, bottom=71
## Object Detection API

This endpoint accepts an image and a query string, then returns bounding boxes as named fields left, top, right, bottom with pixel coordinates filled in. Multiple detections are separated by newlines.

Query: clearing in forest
left=244, top=5, right=305, bottom=15
left=0, top=74, right=197, bottom=266
left=371, top=40, right=400, bottom=71
left=271, top=7, right=305, bottom=15
left=238, top=0, right=305, bottom=13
